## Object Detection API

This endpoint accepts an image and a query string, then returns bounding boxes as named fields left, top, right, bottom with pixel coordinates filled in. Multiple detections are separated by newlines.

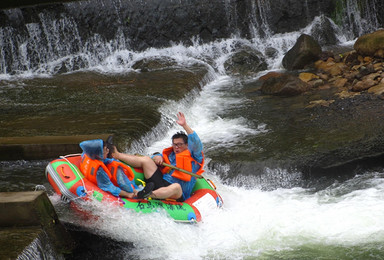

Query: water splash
left=50, top=170, right=384, bottom=259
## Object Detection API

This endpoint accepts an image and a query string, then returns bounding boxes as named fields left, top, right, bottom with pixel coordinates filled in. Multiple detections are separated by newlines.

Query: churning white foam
left=57, top=171, right=384, bottom=259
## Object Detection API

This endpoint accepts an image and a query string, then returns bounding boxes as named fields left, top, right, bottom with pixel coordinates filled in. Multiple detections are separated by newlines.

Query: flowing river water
left=1, top=1, right=384, bottom=259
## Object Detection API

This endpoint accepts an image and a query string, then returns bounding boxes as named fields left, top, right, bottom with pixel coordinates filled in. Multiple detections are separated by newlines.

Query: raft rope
left=59, top=154, right=89, bottom=194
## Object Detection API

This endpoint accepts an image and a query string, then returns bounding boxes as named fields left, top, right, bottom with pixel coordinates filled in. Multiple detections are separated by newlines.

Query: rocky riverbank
left=235, top=29, right=384, bottom=176
left=260, top=29, right=384, bottom=99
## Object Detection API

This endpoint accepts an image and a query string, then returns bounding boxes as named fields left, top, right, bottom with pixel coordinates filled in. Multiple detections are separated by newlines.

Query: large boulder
left=354, top=29, right=384, bottom=58
left=282, top=34, right=322, bottom=70
left=260, top=72, right=309, bottom=96
left=224, top=48, right=268, bottom=76
left=309, top=15, right=338, bottom=46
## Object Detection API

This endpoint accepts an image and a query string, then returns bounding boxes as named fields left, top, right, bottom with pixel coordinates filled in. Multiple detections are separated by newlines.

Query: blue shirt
left=163, top=131, right=204, bottom=199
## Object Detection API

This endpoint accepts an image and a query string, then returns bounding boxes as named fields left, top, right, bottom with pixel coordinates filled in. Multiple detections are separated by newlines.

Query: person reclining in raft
left=79, top=139, right=154, bottom=199
left=110, top=112, right=204, bottom=201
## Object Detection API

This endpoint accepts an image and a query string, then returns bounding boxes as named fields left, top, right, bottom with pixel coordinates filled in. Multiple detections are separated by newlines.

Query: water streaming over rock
left=0, top=0, right=381, bottom=76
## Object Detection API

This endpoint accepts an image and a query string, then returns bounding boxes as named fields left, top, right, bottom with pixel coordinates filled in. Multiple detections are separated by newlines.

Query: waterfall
left=16, top=231, right=62, bottom=260
left=0, top=0, right=381, bottom=76
left=334, top=0, right=380, bottom=39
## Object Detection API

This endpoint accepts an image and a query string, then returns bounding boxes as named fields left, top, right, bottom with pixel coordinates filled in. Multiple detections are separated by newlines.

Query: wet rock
left=265, top=47, right=278, bottom=58
left=351, top=79, right=376, bottom=92
left=132, top=57, right=178, bottom=71
left=354, top=29, right=384, bottom=58
left=333, top=78, right=348, bottom=88
left=56, top=62, right=68, bottom=74
left=282, top=34, right=322, bottom=70
left=308, top=79, right=324, bottom=88
left=224, top=48, right=268, bottom=76
left=335, top=90, right=360, bottom=98
left=314, top=58, right=346, bottom=77
left=299, top=72, right=319, bottom=82
left=368, top=83, right=384, bottom=95
left=306, top=99, right=335, bottom=108
left=260, top=72, right=309, bottom=96
left=310, top=15, right=338, bottom=46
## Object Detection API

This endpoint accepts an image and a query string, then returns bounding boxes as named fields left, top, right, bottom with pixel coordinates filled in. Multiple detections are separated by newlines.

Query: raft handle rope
left=59, top=154, right=89, bottom=195
left=206, top=178, right=216, bottom=190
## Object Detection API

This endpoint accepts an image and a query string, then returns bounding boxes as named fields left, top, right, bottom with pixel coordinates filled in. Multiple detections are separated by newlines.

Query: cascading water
left=336, top=0, right=380, bottom=38
left=0, top=0, right=381, bottom=77
left=1, top=0, right=384, bottom=259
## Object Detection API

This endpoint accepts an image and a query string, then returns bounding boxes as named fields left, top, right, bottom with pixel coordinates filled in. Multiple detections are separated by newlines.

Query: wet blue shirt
left=79, top=138, right=133, bottom=197
left=97, top=158, right=138, bottom=196
left=162, top=131, right=204, bottom=199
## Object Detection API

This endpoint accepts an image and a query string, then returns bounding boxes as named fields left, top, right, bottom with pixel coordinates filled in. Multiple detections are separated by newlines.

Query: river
left=1, top=0, right=384, bottom=259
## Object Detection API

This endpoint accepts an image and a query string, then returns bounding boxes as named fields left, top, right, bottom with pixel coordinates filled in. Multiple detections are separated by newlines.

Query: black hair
left=172, top=131, right=188, bottom=144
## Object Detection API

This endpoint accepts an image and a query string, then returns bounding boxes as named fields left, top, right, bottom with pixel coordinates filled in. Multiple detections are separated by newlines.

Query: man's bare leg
left=151, top=183, right=183, bottom=200
left=111, top=148, right=183, bottom=200
left=112, top=151, right=158, bottom=179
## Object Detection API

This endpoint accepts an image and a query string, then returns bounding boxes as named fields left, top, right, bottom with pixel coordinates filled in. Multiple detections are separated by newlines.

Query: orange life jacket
left=80, top=154, right=135, bottom=187
left=161, top=146, right=204, bottom=181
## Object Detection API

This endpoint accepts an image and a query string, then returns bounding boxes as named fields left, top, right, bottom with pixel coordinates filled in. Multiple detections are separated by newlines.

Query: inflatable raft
left=45, top=154, right=223, bottom=223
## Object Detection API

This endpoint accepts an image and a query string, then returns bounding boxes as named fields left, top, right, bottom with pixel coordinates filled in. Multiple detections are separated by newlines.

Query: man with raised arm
left=111, top=112, right=204, bottom=201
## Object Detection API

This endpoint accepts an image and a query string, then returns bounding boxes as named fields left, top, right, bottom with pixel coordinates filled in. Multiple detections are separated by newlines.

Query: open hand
left=176, top=112, right=186, bottom=126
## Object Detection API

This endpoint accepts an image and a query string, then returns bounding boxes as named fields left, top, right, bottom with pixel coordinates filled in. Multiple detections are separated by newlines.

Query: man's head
left=172, top=131, right=188, bottom=154
left=102, top=140, right=109, bottom=159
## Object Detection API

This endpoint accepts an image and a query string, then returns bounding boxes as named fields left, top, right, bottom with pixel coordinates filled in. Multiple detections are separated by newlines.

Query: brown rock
left=351, top=64, right=363, bottom=71
left=259, top=71, right=284, bottom=81
left=319, top=84, right=331, bottom=90
left=299, top=72, right=319, bottom=82
left=375, top=49, right=384, bottom=58
left=328, top=64, right=343, bottom=76
left=343, top=51, right=359, bottom=66
left=308, top=79, right=324, bottom=88
left=344, top=71, right=359, bottom=80
left=354, top=29, right=384, bottom=58
left=315, top=59, right=335, bottom=71
left=358, top=55, right=364, bottom=63
left=260, top=73, right=309, bottom=96
left=307, top=99, right=335, bottom=108
left=334, top=78, right=349, bottom=88
left=282, top=34, right=322, bottom=70
left=373, top=63, right=383, bottom=71
left=352, top=79, right=377, bottom=92
left=363, top=56, right=373, bottom=63
left=318, top=73, right=329, bottom=81
left=363, top=72, right=381, bottom=82
left=368, top=83, right=384, bottom=95
left=335, top=90, right=360, bottom=98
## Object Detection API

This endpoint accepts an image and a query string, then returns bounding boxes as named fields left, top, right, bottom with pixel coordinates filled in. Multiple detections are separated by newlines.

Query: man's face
left=172, top=137, right=187, bottom=154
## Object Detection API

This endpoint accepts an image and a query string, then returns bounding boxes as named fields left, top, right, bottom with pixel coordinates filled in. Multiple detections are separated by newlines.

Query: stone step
left=0, top=134, right=111, bottom=160
left=0, top=191, right=75, bottom=258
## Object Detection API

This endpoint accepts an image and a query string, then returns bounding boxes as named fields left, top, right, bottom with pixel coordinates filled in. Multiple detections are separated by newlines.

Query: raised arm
left=176, top=112, right=193, bottom=135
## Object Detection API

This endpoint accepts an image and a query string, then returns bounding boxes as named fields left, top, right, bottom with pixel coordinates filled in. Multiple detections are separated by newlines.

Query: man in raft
left=110, top=112, right=204, bottom=201
left=79, top=139, right=154, bottom=199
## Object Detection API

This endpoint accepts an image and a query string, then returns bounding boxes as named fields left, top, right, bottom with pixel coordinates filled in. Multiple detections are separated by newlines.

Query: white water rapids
left=53, top=169, right=384, bottom=259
